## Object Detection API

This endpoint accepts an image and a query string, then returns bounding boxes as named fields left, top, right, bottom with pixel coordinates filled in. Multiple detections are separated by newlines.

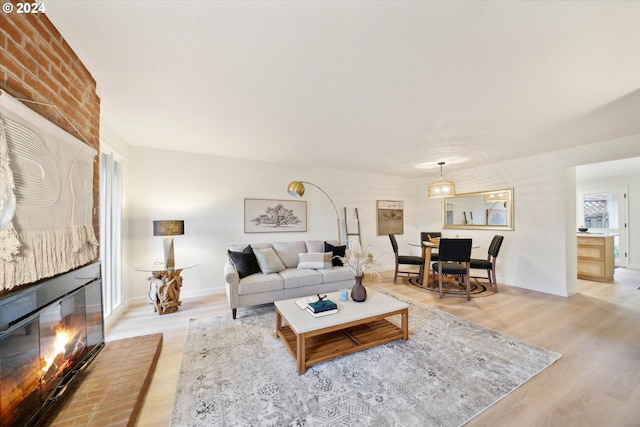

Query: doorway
left=577, top=189, right=628, bottom=267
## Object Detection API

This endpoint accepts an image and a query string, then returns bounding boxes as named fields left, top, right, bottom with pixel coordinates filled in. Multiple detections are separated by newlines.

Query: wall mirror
left=442, top=188, right=514, bottom=230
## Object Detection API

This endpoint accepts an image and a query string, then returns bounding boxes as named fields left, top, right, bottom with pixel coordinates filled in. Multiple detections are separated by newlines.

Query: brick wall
left=0, top=0, right=101, bottom=247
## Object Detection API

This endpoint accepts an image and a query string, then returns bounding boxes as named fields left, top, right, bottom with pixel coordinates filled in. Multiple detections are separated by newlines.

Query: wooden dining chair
left=389, top=234, right=425, bottom=284
left=431, top=238, right=473, bottom=300
left=470, top=235, right=504, bottom=292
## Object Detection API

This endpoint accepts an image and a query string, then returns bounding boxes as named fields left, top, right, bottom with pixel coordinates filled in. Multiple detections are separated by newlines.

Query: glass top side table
left=135, top=262, right=199, bottom=315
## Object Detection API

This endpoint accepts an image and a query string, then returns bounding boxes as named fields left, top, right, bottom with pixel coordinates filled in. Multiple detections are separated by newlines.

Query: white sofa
left=224, top=240, right=355, bottom=319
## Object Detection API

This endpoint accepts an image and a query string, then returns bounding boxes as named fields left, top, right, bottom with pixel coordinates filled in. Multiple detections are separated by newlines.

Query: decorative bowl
left=578, top=227, right=588, bottom=232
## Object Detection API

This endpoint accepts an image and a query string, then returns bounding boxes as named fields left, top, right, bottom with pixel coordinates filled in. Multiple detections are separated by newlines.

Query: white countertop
left=577, top=232, right=619, bottom=237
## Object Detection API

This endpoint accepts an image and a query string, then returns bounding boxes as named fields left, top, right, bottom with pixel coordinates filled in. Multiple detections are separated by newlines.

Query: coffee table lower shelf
left=276, top=309, right=408, bottom=374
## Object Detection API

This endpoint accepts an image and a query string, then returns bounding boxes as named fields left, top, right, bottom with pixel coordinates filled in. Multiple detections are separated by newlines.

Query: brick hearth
left=44, top=333, right=163, bottom=427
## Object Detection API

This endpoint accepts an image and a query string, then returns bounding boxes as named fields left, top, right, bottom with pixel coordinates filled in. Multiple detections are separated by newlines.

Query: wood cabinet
left=577, top=235, right=614, bottom=282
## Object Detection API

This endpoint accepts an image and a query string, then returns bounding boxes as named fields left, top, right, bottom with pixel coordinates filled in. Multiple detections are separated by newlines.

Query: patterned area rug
left=407, top=276, right=496, bottom=297
left=170, top=291, right=560, bottom=426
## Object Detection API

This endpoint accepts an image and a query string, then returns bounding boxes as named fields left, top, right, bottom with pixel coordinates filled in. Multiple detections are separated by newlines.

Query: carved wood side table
left=135, top=262, right=198, bottom=315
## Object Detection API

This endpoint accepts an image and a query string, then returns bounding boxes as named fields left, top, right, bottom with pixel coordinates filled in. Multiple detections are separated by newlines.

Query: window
left=99, top=147, right=123, bottom=317
left=583, top=192, right=618, bottom=229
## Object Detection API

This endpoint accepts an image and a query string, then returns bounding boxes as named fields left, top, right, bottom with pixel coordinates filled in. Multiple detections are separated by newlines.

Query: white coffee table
left=274, top=289, right=409, bottom=374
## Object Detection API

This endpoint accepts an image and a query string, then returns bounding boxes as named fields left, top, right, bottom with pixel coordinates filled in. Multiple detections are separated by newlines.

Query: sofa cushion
left=253, top=247, right=286, bottom=274
left=238, top=272, right=284, bottom=295
left=297, top=252, right=332, bottom=270
left=229, top=242, right=272, bottom=252
left=272, top=241, right=307, bottom=268
left=279, top=268, right=323, bottom=289
left=319, top=266, right=355, bottom=283
left=227, top=245, right=261, bottom=278
left=305, top=240, right=324, bottom=253
left=324, top=242, right=347, bottom=266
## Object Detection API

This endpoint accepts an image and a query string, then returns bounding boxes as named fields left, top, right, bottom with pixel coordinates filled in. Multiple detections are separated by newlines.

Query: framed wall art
left=376, top=200, right=404, bottom=235
left=244, top=198, right=307, bottom=233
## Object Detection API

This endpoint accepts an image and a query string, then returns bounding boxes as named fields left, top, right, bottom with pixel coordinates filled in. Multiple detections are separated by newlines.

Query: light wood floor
left=107, top=268, right=640, bottom=427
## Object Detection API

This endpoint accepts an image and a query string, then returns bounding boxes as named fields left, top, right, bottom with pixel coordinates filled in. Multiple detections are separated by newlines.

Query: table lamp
left=153, top=220, right=184, bottom=269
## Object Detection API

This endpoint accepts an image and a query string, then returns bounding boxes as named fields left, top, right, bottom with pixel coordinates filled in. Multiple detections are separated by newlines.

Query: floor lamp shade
left=287, top=181, right=306, bottom=198
left=153, top=220, right=184, bottom=269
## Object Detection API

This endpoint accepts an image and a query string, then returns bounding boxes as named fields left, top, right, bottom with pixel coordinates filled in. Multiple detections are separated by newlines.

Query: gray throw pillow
left=253, top=247, right=286, bottom=274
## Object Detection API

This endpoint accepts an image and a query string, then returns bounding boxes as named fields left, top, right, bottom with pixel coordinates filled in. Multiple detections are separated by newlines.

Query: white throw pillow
left=297, top=252, right=332, bottom=270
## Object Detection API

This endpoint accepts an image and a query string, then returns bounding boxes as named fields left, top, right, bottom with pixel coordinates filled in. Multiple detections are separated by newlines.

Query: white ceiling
left=45, top=1, right=640, bottom=177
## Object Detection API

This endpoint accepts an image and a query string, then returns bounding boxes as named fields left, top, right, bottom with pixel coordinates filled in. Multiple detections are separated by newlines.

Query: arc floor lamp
left=287, top=181, right=342, bottom=244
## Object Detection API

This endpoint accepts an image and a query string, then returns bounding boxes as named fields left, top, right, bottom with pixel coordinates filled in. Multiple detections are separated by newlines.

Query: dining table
left=409, top=239, right=480, bottom=285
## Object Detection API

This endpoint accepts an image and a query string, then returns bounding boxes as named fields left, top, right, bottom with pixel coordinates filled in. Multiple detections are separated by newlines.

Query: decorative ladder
left=343, top=207, right=362, bottom=247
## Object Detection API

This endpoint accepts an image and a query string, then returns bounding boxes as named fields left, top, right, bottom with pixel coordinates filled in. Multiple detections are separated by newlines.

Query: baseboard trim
left=126, top=286, right=226, bottom=308
left=182, top=286, right=226, bottom=299
left=104, top=302, right=130, bottom=332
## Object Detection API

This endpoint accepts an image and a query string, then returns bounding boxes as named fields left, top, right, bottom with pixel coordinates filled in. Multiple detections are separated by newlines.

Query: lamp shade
left=428, top=162, right=456, bottom=198
left=153, top=220, right=184, bottom=236
left=287, top=181, right=305, bottom=198
left=428, top=179, right=456, bottom=197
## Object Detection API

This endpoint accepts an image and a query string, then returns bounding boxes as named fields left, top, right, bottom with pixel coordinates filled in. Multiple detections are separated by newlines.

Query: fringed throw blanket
left=0, top=92, right=98, bottom=291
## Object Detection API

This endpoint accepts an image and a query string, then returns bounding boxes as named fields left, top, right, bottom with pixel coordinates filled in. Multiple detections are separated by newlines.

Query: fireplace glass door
left=0, top=285, right=96, bottom=427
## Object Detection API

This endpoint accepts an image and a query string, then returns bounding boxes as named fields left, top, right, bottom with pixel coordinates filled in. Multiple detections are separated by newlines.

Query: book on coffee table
left=306, top=307, right=338, bottom=317
left=296, top=298, right=316, bottom=309
left=307, top=299, right=337, bottom=313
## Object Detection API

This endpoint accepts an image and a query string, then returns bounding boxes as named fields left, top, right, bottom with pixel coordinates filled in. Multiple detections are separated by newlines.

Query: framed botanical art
left=244, top=198, right=307, bottom=233
left=376, top=200, right=404, bottom=235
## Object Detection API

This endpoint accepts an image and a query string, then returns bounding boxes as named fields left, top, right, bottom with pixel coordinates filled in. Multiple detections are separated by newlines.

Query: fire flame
left=41, top=326, right=74, bottom=375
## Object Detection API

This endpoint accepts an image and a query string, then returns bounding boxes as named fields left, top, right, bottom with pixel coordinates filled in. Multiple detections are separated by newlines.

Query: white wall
left=124, top=146, right=425, bottom=303
left=118, top=133, right=640, bottom=305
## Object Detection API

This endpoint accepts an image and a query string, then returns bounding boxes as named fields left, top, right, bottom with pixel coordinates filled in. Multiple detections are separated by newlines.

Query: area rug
left=407, top=276, right=496, bottom=297
left=170, top=292, right=560, bottom=426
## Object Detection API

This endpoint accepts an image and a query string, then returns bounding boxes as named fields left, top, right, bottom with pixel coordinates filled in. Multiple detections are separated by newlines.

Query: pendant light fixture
left=428, top=162, right=456, bottom=198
